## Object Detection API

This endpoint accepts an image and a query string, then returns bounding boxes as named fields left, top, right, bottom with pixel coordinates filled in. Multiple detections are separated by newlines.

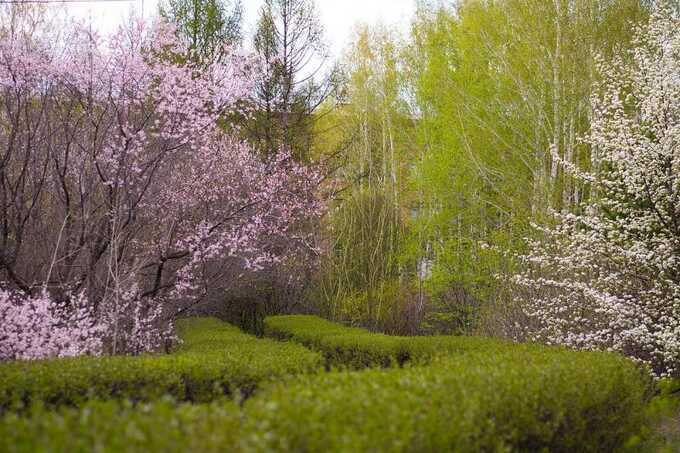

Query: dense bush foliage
left=0, top=399, right=242, bottom=453
left=313, top=189, right=416, bottom=334
left=630, top=378, right=680, bottom=450
left=264, top=315, right=533, bottom=368
left=265, top=315, right=416, bottom=367
left=245, top=351, right=648, bottom=452
left=0, top=347, right=648, bottom=452
left=0, top=318, right=322, bottom=412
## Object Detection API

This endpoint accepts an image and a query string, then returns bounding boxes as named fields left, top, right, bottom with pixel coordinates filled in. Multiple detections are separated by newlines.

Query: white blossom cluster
left=513, top=8, right=680, bottom=378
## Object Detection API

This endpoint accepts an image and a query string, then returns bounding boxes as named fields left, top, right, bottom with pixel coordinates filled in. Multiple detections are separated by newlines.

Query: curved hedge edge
left=0, top=317, right=323, bottom=413
left=0, top=349, right=650, bottom=452
left=244, top=349, right=650, bottom=452
left=263, top=315, right=532, bottom=369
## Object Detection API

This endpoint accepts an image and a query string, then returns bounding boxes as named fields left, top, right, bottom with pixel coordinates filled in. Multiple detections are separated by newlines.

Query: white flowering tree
left=513, top=7, right=680, bottom=378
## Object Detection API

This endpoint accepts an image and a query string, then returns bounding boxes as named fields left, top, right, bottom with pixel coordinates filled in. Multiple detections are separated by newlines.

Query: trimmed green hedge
left=0, top=349, right=648, bottom=452
left=264, top=315, right=522, bottom=368
left=243, top=349, right=648, bottom=452
left=0, top=399, right=242, bottom=453
left=0, top=318, right=322, bottom=412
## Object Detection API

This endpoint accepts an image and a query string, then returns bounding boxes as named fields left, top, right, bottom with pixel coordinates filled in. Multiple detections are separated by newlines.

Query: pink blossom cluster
left=512, top=8, right=680, bottom=378
left=99, top=286, right=176, bottom=356
left=0, top=289, right=103, bottom=361
left=0, top=285, right=175, bottom=360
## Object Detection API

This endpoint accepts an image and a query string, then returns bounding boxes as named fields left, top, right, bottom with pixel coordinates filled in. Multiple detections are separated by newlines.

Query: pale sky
left=57, top=0, right=416, bottom=57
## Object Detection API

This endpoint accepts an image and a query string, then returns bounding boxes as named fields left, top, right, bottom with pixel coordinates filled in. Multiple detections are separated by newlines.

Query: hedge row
left=0, top=318, right=322, bottom=412
left=0, top=349, right=648, bottom=452
left=263, top=315, right=526, bottom=368
left=245, top=349, right=648, bottom=452
left=0, top=399, right=242, bottom=453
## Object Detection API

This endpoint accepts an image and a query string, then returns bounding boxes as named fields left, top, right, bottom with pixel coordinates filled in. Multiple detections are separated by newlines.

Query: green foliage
left=418, top=285, right=480, bottom=335
left=265, top=314, right=407, bottom=368
left=0, top=347, right=648, bottom=452
left=315, top=189, right=413, bottom=332
left=403, top=0, right=650, bottom=333
left=159, top=0, right=242, bottom=65
left=317, top=1, right=649, bottom=337
left=244, top=349, right=648, bottom=452
left=0, top=399, right=243, bottom=453
left=264, top=315, right=530, bottom=369
left=0, top=318, right=322, bottom=412
left=336, top=24, right=412, bottom=191
left=626, top=379, right=680, bottom=451
left=310, top=25, right=421, bottom=334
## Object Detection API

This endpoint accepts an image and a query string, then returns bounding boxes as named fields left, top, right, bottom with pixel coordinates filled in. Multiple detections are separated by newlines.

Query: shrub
left=264, top=315, right=517, bottom=368
left=0, top=349, right=649, bottom=452
left=0, top=289, right=104, bottom=361
left=244, top=350, right=648, bottom=452
left=264, top=315, right=403, bottom=368
left=0, top=318, right=322, bottom=412
left=0, top=399, right=243, bottom=453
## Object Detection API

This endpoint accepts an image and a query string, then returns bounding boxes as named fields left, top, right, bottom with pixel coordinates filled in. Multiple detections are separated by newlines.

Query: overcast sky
left=60, top=0, right=416, bottom=57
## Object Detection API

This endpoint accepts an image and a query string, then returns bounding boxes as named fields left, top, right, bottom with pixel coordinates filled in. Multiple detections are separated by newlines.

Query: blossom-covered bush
left=0, top=285, right=179, bottom=360
left=0, top=289, right=103, bottom=361
left=512, top=8, right=680, bottom=378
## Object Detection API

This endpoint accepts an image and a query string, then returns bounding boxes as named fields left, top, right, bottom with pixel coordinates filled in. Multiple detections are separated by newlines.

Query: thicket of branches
left=315, top=1, right=680, bottom=376
left=0, top=12, right=321, bottom=359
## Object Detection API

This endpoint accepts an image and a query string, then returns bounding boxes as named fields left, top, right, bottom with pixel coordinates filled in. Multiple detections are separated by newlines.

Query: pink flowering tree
left=511, top=8, right=680, bottom=377
left=0, top=16, right=322, bottom=359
